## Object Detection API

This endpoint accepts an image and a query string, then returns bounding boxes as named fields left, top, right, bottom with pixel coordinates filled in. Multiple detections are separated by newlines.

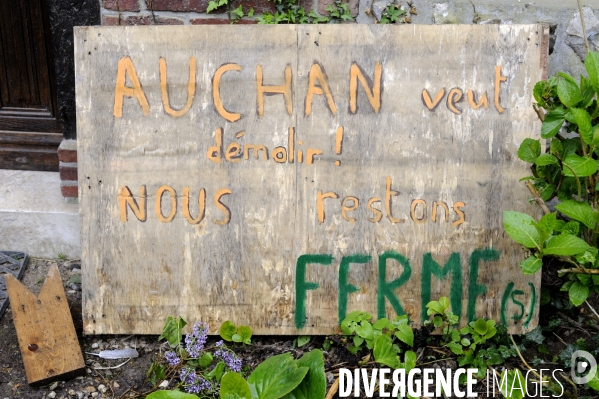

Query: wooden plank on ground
left=5, top=265, right=85, bottom=386
left=75, top=24, right=547, bottom=335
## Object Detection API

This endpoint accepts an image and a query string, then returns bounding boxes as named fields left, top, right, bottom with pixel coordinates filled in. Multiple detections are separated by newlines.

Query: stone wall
left=97, top=0, right=599, bottom=78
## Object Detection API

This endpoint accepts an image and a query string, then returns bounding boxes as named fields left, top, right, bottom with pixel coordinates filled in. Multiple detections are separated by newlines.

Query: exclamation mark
left=335, top=126, right=344, bottom=166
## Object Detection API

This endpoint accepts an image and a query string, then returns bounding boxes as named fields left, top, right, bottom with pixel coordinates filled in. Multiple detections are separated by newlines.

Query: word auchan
left=111, top=56, right=507, bottom=120
left=339, top=368, right=478, bottom=398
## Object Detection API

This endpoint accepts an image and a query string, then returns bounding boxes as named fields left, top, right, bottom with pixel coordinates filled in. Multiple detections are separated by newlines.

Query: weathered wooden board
left=75, top=25, right=547, bottom=335
left=6, top=266, right=86, bottom=385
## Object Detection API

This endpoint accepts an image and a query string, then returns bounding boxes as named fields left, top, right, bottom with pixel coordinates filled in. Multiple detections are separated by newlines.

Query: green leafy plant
left=159, top=316, right=187, bottom=348
left=257, top=0, right=328, bottom=24
left=207, top=0, right=254, bottom=24
left=339, top=311, right=416, bottom=398
left=379, top=4, right=405, bottom=24
left=146, top=318, right=244, bottom=397
left=503, top=53, right=599, bottom=308
left=220, top=320, right=252, bottom=345
left=146, top=318, right=326, bottom=399
left=295, top=335, right=310, bottom=347
left=499, top=369, right=526, bottom=399
left=340, top=310, right=414, bottom=355
left=425, top=297, right=513, bottom=378
left=219, top=349, right=326, bottom=399
left=326, top=0, right=354, bottom=22
left=322, top=337, right=333, bottom=351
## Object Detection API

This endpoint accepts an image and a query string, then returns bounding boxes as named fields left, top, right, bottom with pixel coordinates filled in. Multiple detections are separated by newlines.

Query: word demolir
left=338, top=368, right=478, bottom=398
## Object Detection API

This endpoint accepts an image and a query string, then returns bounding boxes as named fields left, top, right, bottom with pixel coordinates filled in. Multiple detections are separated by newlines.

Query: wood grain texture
left=5, top=265, right=85, bottom=386
left=76, top=25, right=546, bottom=335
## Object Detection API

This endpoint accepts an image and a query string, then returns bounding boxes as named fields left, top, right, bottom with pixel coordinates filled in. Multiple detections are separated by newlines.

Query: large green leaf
left=557, top=72, right=582, bottom=107
left=220, top=321, right=237, bottom=342
left=199, top=352, right=213, bottom=368
left=541, top=111, right=566, bottom=139
left=537, top=212, right=557, bottom=234
left=500, top=369, right=526, bottom=399
left=592, top=125, right=599, bottom=147
left=373, top=335, right=399, bottom=368
left=395, top=324, right=414, bottom=347
left=518, top=138, right=541, bottom=163
left=563, top=138, right=581, bottom=157
left=588, top=372, right=599, bottom=391
left=570, top=108, right=593, bottom=144
left=503, top=211, right=542, bottom=249
left=446, top=341, right=463, bottom=355
left=555, top=200, right=597, bottom=229
left=248, top=354, right=308, bottom=399
left=146, top=391, right=200, bottom=399
left=220, top=372, right=252, bottom=399
left=520, top=256, right=543, bottom=275
left=562, top=155, right=599, bottom=177
left=472, top=318, right=488, bottom=335
left=543, top=234, right=591, bottom=256
left=569, top=282, right=590, bottom=306
left=281, top=350, right=326, bottom=399
left=238, top=325, right=253, bottom=345
left=403, top=351, right=417, bottom=372
left=580, top=76, right=596, bottom=107
left=354, top=321, right=374, bottom=341
left=585, top=51, right=599, bottom=93
left=158, top=317, right=187, bottom=348
left=535, top=153, right=558, bottom=166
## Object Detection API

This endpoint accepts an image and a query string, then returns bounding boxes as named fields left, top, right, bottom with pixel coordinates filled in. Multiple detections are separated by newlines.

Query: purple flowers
left=180, top=367, right=212, bottom=394
left=161, top=319, right=243, bottom=396
left=185, top=322, right=209, bottom=358
left=215, top=347, right=242, bottom=372
left=164, top=350, right=181, bottom=366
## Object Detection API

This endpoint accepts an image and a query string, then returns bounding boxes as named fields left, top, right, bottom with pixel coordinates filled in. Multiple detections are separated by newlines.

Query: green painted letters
left=501, top=282, right=514, bottom=326
left=421, top=252, right=462, bottom=322
left=377, top=250, right=412, bottom=319
left=467, top=248, right=499, bottom=322
left=510, top=289, right=525, bottom=320
left=524, top=282, right=536, bottom=328
left=338, top=254, right=372, bottom=323
left=295, top=254, right=333, bottom=329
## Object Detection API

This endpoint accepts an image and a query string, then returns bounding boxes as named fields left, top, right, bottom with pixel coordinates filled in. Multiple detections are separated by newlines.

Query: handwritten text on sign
left=75, top=25, right=546, bottom=334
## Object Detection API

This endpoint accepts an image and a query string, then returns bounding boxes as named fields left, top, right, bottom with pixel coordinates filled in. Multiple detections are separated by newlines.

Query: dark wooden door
left=0, top=0, right=62, bottom=171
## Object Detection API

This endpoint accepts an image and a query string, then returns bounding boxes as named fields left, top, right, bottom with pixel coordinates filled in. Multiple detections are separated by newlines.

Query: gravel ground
left=0, top=258, right=164, bottom=399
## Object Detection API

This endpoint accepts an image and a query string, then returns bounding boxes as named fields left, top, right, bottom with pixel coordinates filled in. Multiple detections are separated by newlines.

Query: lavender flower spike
left=184, top=321, right=209, bottom=358
left=164, top=350, right=181, bottom=366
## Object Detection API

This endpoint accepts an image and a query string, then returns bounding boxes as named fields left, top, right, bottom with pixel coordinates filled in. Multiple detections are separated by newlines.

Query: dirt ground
left=0, top=258, right=361, bottom=399
left=0, top=258, right=161, bottom=399
left=1, top=258, right=598, bottom=399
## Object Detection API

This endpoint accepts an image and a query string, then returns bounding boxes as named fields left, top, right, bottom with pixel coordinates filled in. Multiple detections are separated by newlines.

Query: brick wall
left=58, top=140, right=78, bottom=199
left=98, top=0, right=363, bottom=26
left=101, top=0, right=264, bottom=25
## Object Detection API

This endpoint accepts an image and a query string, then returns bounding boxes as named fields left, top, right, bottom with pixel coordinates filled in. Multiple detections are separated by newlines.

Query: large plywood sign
left=75, top=25, right=547, bottom=335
